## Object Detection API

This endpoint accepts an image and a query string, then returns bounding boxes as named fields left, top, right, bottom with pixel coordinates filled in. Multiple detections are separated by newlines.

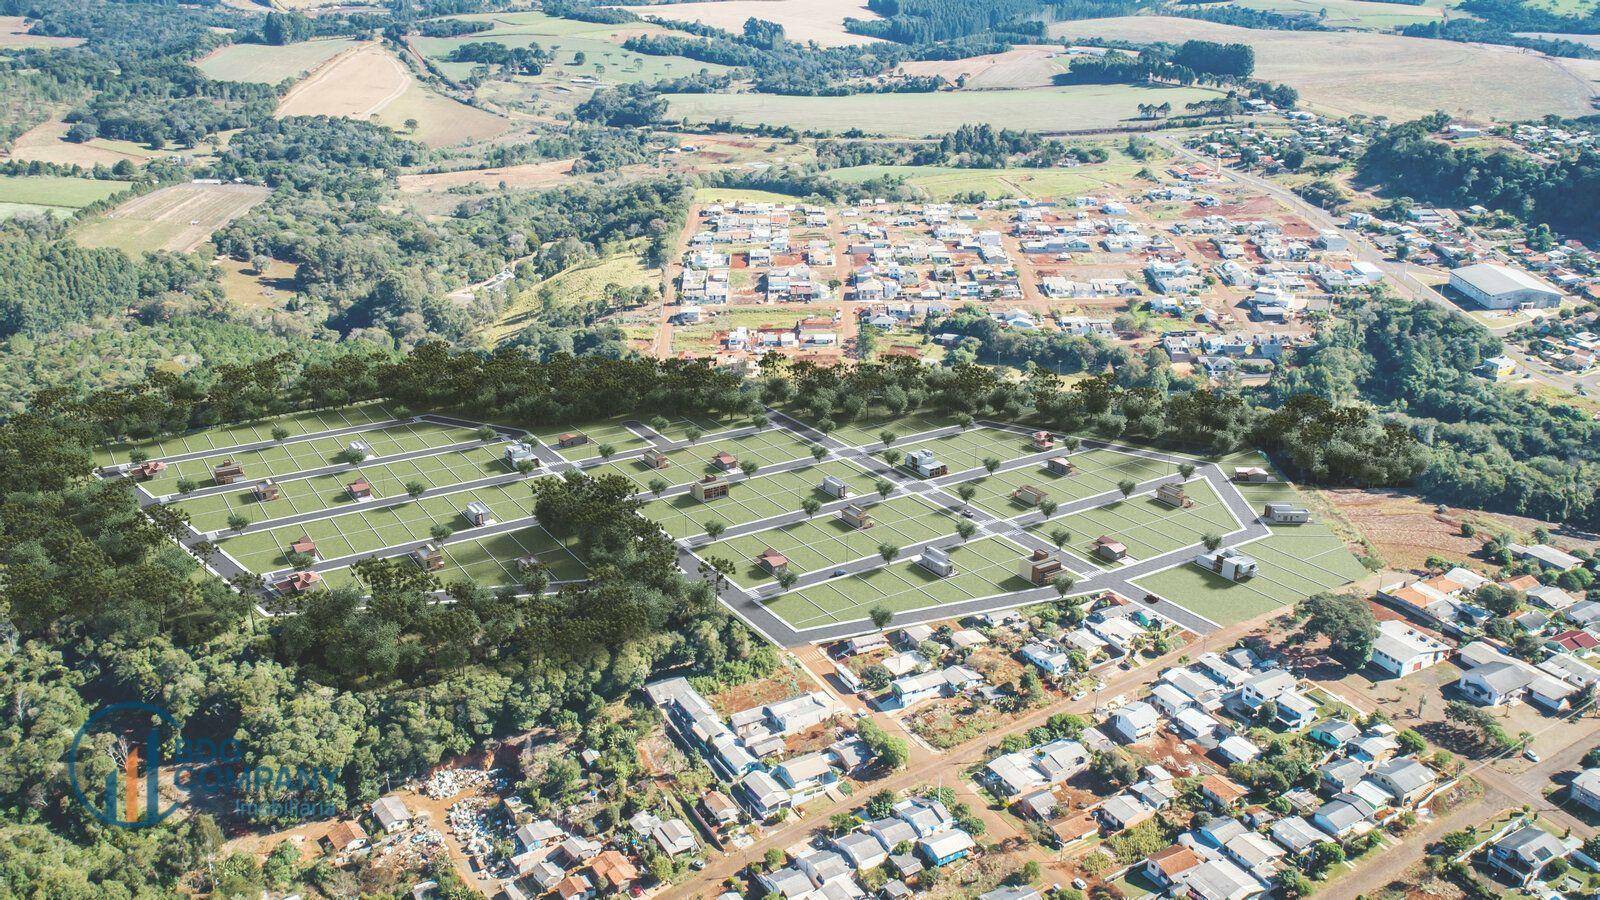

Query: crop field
left=642, top=459, right=877, bottom=539
left=0, top=175, right=129, bottom=219
left=896, top=46, right=1069, bottom=89
left=0, top=16, right=83, bottom=48
left=882, top=427, right=1042, bottom=476
left=616, top=0, right=882, bottom=47
left=1052, top=17, right=1596, bottom=121
left=196, top=39, right=357, bottom=83
left=218, top=477, right=549, bottom=573
left=97, top=402, right=398, bottom=467
left=75, top=183, right=271, bottom=254
left=1227, top=0, right=1450, bottom=29
left=962, top=448, right=1185, bottom=518
left=135, top=420, right=480, bottom=495
left=589, top=427, right=816, bottom=490
left=1031, top=478, right=1238, bottom=569
left=718, top=495, right=959, bottom=588
left=171, top=442, right=513, bottom=532
left=664, top=84, right=1224, bottom=136
left=827, top=162, right=1145, bottom=201
left=765, top=536, right=1031, bottom=630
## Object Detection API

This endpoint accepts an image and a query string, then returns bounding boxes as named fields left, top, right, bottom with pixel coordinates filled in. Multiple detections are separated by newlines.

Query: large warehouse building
left=1448, top=263, right=1563, bottom=310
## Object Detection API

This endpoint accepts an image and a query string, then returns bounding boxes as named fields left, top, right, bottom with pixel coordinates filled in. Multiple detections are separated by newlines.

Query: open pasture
left=75, top=183, right=270, bottom=254
left=664, top=84, right=1224, bottom=136
left=641, top=459, right=877, bottom=539
left=896, top=45, right=1069, bottom=89
left=0, top=16, right=83, bottom=49
left=828, top=161, right=1145, bottom=201
left=136, top=419, right=479, bottom=495
left=1226, top=0, right=1450, bottom=29
left=97, top=402, right=397, bottom=467
left=765, top=536, right=1031, bottom=630
left=0, top=175, right=129, bottom=220
left=196, top=39, right=357, bottom=83
left=172, top=442, right=512, bottom=532
left=1051, top=17, right=1597, bottom=121
left=718, top=495, right=958, bottom=588
left=616, top=0, right=882, bottom=47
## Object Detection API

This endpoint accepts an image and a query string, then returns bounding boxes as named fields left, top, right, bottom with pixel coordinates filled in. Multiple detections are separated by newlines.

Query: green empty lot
left=800, top=409, right=961, bottom=448
left=885, top=427, right=1041, bottom=476
left=765, top=536, right=1031, bottom=630
left=641, top=459, right=880, bottom=539
left=137, top=420, right=481, bottom=495
left=173, top=442, right=516, bottom=531
left=528, top=413, right=739, bottom=464
left=318, top=524, right=587, bottom=591
left=718, top=495, right=958, bottom=589
left=97, top=402, right=397, bottom=467
left=964, top=447, right=1186, bottom=518
left=0, top=174, right=130, bottom=217
left=1132, top=487, right=1367, bottom=626
left=218, top=478, right=550, bottom=573
left=590, top=427, right=815, bottom=490
left=196, top=39, right=357, bottom=83
left=1033, top=477, right=1238, bottom=569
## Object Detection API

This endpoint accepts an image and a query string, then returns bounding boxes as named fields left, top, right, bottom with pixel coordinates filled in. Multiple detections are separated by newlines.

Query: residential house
left=1486, top=824, right=1567, bottom=887
left=1108, top=701, right=1160, bottom=743
left=1098, top=794, right=1155, bottom=832
left=1144, top=845, right=1202, bottom=889
left=1371, top=620, right=1451, bottom=677
left=1269, top=816, right=1323, bottom=856
left=1370, top=757, right=1437, bottom=806
left=371, top=796, right=411, bottom=833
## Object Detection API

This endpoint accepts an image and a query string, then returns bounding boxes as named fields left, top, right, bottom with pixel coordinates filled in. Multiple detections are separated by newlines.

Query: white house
left=1370, top=620, right=1450, bottom=677
left=1108, top=701, right=1160, bottom=743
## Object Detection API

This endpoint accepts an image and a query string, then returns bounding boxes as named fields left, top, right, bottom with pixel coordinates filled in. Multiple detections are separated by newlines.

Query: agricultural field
left=827, top=161, right=1146, bottom=201
left=615, top=0, right=882, bottom=47
left=896, top=45, right=1070, bottom=89
left=765, top=536, right=1030, bottom=631
left=0, top=175, right=129, bottom=220
left=664, top=84, right=1225, bottom=136
left=74, top=183, right=271, bottom=254
left=0, top=15, right=82, bottom=48
left=195, top=38, right=357, bottom=83
left=1052, top=17, right=1597, bottom=121
left=1227, top=0, right=1451, bottom=29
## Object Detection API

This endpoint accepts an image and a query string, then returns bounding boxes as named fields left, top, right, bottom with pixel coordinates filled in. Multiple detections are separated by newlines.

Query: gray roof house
left=1487, top=824, right=1568, bottom=887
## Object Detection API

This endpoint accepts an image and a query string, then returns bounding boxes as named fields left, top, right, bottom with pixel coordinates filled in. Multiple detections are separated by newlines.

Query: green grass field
left=1226, top=0, right=1450, bottom=28
left=526, top=413, right=741, bottom=464
left=664, top=85, right=1224, bottom=136
left=97, top=402, right=399, bottom=467
left=173, top=442, right=516, bottom=532
left=589, top=427, right=816, bottom=491
left=196, top=39, right=357, bottom=83
left=137, top=420, right=482, bottom=495
left=314, top=523, right=588, bottom=592
left=1131, top=480, right=1368, bottom=626
left=641, top=459, right=880, bottom=539
left=718, top=495, right=958, bottom=588
left=883, top=426, right=1040, bottom=476
left=217, top=476, right=555, bottom=573
left=827, top=162, right=1146, bottom=201
left=1032, top=477, right=1237, bottom=569
left=962, top=447, right=1184, bottom=518
left=0, top=174, right=129, bottom=217
left=765, top=536, right=1031, bottom=630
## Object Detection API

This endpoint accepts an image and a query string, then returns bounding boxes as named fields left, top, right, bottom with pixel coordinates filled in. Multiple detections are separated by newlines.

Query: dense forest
left=1359, top=119, right=1600, bottom=237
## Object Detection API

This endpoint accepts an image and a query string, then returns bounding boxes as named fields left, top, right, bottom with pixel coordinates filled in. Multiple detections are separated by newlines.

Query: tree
left=1053, top=575, right=1075, bottom=598
left=1178, top=462, right=1196, bottom=479
left=1297, top=593, right=1378, bottom=662
left=597, top=443, right=615, bottom=459
left=983, top=457, right=1001, bottom=474
left=870, top=605, right=894, bottom=628
left=271, top=425, right=290, bottom=441
left=876, top=479, right=893, bottom=498
left=801, top=498, right=821, bottom=517
left=1118, top=479, right=1136, bottom=498
left=957, top=520, right=977, bottom=540
left=227, top=513, right=250, bottom=531
left=775, top=571, right=798, bottom=591
left=406, top=481, right=426, bottom=498
left=1040, top=499, right=1058, bottom=517
left=878, top=544, right=900, bottom=563
left=1307, top=841, right=1345, bottom=877
left=811, top=445, right=828, bottom=461
left=742, top=460, right=760, bottom=476
left=686, top=426, right=704, bottom=443
left=956, top=484, right=977, bottom=506
left=880, top=430, right=897, bottom=446
left=703, top=520, right=726, bottom=541
left=1049, top=527, right=1072, bottom=548
left=1397, top=728, right=1427, bottom=755
left=1202, top=532, right=1222, bottom=551
left=648, top=478, right=669, bottom=497
left=1277, top=868, right=1314, bottom=898
left=430, top=523, right=454, bottom=541
left=883, top=449, right=902, bottom=467
left=857, top=717, right=908, bottom=770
